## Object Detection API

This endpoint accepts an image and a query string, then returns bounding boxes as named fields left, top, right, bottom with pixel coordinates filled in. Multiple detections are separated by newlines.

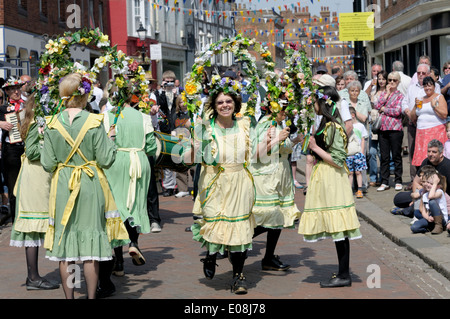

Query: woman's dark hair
left=376, top=70, right=388, bottom=91
left=422, top=76, right=435, bottom=87
left=205, top=90, right=242, bottom=120
left=312, top=86, right=347, bottom=160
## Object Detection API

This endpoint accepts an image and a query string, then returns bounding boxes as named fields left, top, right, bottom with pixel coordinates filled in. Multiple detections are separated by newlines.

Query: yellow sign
left=339, top=12, right=374, bottom=42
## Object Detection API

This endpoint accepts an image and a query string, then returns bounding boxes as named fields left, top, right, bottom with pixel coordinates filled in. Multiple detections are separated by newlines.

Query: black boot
left=262, top=255, right=291, bottom=271
left=97, top=258, right=116, bottom=298
left=231, top=273, right=248, bottom=294
left=200, top=252, right=218, bottom=280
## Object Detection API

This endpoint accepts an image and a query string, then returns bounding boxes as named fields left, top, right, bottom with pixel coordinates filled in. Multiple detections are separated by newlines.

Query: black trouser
left=146, top=155, right=160, bottom=224
left=2, top=142, right=24, bottom=222
left=379, top=130, right=403, bottom=185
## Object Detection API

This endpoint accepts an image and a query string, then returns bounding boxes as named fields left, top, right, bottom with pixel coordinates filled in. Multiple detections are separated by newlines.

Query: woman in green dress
left=41, top=73, right=128, bottom=299
left=250, top=97, right=301, bottom=271
left=103, top=93, right=157, bottom=274
left=9, top=94, right=59, bottom=290
left=186, top=77, right=255, bottom=294
left=298, top=86, right=361, bottom=288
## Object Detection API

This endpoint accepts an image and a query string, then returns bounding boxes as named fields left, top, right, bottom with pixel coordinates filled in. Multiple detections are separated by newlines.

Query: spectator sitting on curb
left=410, top=170, right=448, bottom=235
left=391, top=139, right=450, bottom=217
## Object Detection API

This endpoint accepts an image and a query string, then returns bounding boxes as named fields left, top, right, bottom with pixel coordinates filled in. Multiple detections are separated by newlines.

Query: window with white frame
left=134, top=0, right=142, bottom=34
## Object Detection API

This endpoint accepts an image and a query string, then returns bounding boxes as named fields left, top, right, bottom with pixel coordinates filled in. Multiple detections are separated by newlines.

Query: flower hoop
left=282, top=43, right=318, bottom=135
left=182, top=34, right=279, bottom=119
left=35, top=27, right=149, bottom=124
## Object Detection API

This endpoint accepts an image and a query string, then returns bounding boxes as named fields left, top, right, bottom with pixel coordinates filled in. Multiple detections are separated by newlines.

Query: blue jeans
left=368, top=137, right=380, bottom=183
left=410, top=199, right=444, bottom=233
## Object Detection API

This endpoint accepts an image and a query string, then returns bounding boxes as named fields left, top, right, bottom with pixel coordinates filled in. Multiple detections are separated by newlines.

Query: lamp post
left=136, top=23, right=150, bottom=71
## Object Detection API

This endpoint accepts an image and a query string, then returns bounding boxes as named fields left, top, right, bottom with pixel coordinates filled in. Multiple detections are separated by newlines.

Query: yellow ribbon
left=117, top=147, right=143, bottom=211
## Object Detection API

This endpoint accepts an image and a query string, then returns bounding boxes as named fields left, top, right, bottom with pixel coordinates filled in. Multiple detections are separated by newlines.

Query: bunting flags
left=149, top=0, right=339, bottom=24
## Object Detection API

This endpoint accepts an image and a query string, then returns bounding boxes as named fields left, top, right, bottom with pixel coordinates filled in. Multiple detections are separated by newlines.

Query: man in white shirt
left=363, top=63, right=383, bottom=97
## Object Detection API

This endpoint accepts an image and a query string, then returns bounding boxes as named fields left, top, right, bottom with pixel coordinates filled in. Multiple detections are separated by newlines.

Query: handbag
left=371, top=112, right=382, bottom=134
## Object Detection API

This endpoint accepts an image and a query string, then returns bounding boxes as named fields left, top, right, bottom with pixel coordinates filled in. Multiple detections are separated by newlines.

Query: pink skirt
left=412, top=124, right=446, bottom=166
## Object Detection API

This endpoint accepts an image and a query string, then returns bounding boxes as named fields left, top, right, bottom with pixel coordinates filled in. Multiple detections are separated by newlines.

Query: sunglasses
left=417, top=72, right=428, bottom=75
left=388, top=79, right=398, bottom=82
left=444, top=67, right=450, bottom=70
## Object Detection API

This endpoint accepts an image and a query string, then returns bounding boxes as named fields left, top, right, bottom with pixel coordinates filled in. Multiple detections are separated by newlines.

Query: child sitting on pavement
left=345, top=107, right=368, bottom=198
left=411, top=170, right=448, bottom=235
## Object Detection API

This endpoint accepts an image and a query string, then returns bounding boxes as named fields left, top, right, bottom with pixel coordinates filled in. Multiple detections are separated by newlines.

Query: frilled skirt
left=251, top=160, right=300, bottom=229
left=192, top=164, right=255, bottom=254
left=10, top=157, right=51, bottom=248
left=298, top=161, right=361, bottom=242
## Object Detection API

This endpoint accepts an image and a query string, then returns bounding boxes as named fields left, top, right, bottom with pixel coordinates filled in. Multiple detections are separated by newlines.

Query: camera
left=164, top=81, right=175, bottom=88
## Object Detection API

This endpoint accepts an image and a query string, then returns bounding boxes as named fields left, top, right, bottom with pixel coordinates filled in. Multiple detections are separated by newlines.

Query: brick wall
left=375, top=0, right=419, bottom=22
left=0, top=0, right=109, bottom=36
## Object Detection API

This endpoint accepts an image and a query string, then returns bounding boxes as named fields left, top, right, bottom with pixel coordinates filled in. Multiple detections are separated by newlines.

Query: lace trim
left=45, top=255, right=113, bottom=262
left=9, top=239, right=44, bottom=247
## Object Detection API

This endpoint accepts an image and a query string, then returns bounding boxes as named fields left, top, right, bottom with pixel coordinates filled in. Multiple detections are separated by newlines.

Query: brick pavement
left=1, top=161, right=448, bottom=300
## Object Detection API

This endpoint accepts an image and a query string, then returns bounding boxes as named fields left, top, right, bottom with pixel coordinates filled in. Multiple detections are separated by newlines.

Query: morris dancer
left=41, top=73, right=128, bottom=299
left=298, top=86, right=362, bottom=288
left=9, top=93, right=59, bottom=290
left=186, top=76, right=255, bottom=294
left=102, top=85, right=157, bottom=287
left=0, top=77, right=26, bottom=223
left=250, top=95, right=301, bottom=271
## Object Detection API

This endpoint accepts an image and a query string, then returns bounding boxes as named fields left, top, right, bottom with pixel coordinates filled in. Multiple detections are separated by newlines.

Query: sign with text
left=339, top=12, right=375, bottom=42
left=150, top=44, right=162, bottom=60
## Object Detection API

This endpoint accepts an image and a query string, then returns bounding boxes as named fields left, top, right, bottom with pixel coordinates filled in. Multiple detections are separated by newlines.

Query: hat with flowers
left=2, top=77, right=25, bottom=89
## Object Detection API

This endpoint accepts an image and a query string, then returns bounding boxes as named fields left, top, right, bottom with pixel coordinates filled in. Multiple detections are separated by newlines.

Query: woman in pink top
left=374, top=71, right=405, bottom=192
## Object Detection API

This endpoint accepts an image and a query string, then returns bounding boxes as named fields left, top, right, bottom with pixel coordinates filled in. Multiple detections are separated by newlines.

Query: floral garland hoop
left=282, top=43, right=318, bottom=148
left=181, top=34, right=280, bottom=119
left=35, top=28, right=149, bottom=127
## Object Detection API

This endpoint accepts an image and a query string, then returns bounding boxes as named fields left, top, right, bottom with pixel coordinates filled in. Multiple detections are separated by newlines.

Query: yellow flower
left=100, top=34, right=109, bottom=43
left=211, top=74, right=220, bottom=84
left=232, top=81, right=241, bottom=91
left=196, top=65, right=204, bottom=75
left=80, top=37, right=91, bottom=45
left=115, top=77, right=124, bottom=88
left=270, top=101, right=281, bottom=113
left=185, top=81, right=198, bottom=95
left=138, top=101, right=147, bottom=109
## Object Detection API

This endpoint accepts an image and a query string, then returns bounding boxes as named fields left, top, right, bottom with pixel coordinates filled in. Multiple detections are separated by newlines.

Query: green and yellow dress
left=298, top=122, right=361, bottom=242
left=10, top=121, right=51, bottom=247
left=103, top=107, right=157, bottom=234
left=41, top=111, right=129, bottom=262
left=249, top=115, right=300, bottom=229
left=191, top=116, right=255, bottom=254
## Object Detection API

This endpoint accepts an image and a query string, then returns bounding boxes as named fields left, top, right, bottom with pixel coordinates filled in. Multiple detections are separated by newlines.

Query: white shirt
left=397, top=72, right=412, bottom=97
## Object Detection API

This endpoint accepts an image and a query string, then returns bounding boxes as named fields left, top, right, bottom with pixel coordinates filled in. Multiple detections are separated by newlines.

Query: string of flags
left=150, top=0, right=338, bottom=24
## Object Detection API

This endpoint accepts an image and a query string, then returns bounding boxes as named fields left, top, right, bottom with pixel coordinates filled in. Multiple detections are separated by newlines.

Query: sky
left=235, top=0, right=355, bottom=16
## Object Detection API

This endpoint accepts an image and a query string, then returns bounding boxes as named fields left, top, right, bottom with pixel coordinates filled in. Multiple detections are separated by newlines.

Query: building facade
left=234, top=3, right=354, bottom=74
left=365, top=0, right=450, bottom=76
left=0, top=0, right=108, bottom=80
